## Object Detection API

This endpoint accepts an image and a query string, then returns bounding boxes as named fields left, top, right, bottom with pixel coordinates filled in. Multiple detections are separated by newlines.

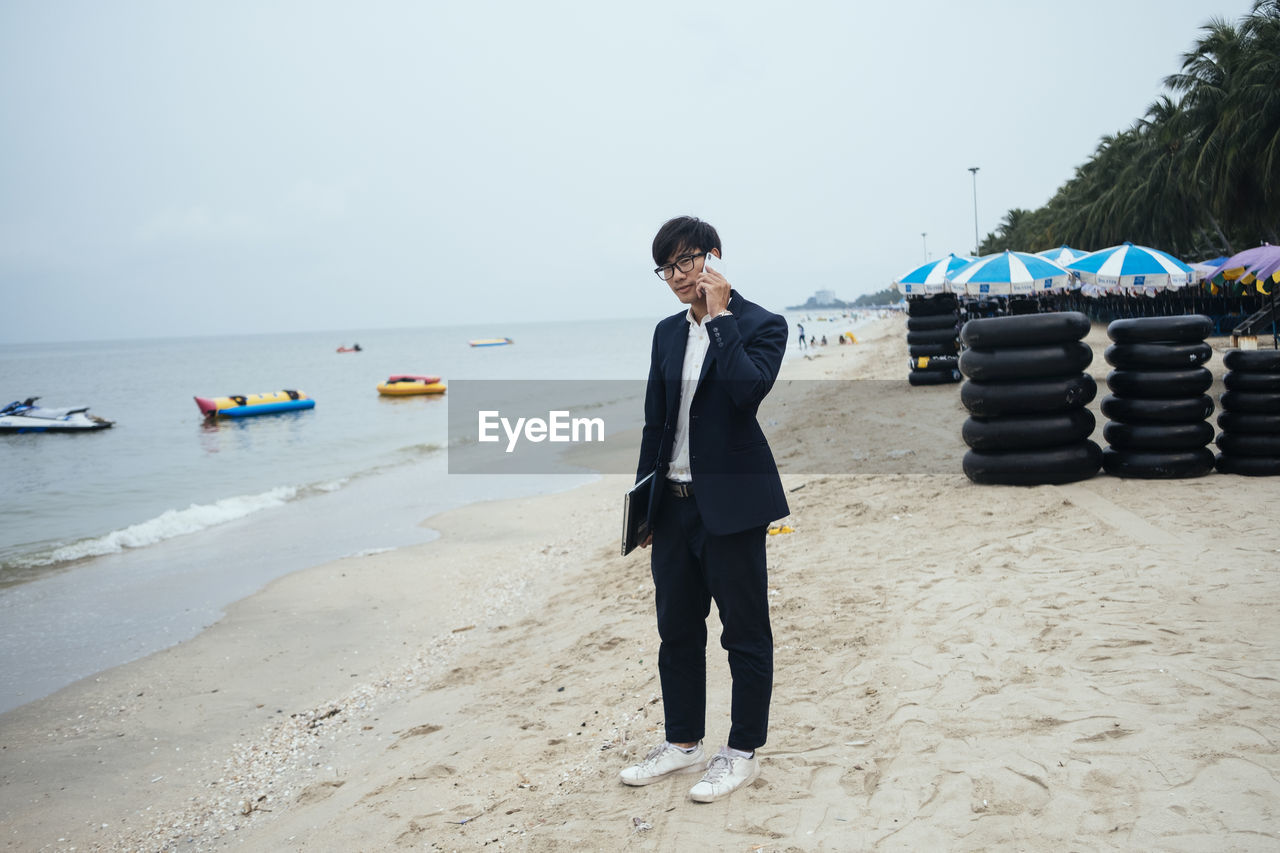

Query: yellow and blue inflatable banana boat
left=194, top=390, right=315, bottom=418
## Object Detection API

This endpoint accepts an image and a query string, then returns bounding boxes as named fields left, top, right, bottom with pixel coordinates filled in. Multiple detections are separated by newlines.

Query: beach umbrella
left=1036, top=245, right=1091, bottom=267
left=1192, top=256, right=1232, bottom=292
left=1189, top=261, right=1220, bottom=284
left=1202, top=245, right=1280, bottom=295
left=1066, top=242, right=1193, bottom=293
left=946, top=250, right=1072, bottom=296
left=1189, top=256, right=1228, bottom=291
left=893, top=253, right=975, bottom=295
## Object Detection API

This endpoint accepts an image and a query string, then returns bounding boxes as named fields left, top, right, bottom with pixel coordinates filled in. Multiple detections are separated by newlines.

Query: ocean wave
left=310, top=478, right=350, bottom=494
left=349, top=547, right=395, bottom=558
left=8, top=486, right=301, bottom=569
left=1, top=451, right=446, bottom=577
left=396, top=442, right=444, bottom=456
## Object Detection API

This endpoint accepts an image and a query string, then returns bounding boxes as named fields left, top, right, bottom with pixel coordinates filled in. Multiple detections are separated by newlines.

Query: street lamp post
left=968, top=166, right=980, bottom=255
left=921, top=232, right=928, bottom=262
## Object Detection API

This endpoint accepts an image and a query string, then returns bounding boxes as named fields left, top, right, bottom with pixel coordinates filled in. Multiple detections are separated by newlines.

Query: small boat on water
left=376, top=375, right=446, bottom=396
left=337, top=343, right=363, bottom=353
left=194, top=390, right=315, bottom=418
left=0, top=398, right=114, bottom=433
left=469, top=337, right=513, bottom=347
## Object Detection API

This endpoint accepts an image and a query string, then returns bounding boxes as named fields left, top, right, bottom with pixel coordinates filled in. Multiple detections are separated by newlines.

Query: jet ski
left=0, top=398, right=114, bottom=433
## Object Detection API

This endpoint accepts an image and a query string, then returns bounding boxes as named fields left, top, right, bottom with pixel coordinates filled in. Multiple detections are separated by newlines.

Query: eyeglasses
left=654, top=252, right=707, bottom=281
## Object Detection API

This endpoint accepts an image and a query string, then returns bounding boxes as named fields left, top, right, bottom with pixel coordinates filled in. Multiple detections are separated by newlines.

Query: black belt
left=667, top=480, right=693, bottom=498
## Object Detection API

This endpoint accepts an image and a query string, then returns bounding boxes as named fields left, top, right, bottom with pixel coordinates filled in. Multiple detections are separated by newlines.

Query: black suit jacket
left=636, top=290, right=790, bottom=536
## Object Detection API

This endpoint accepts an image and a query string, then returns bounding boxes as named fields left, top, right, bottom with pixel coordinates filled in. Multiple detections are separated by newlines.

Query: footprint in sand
left=295, top=780, right=345, bottom=805
left=387, top=723, right=444, bottom=749
left=412, top=764, right=457, bottom=779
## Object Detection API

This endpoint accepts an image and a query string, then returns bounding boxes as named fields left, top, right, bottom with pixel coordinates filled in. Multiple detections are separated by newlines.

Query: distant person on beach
left=797, top=323, right=807, bottom=349
left=623, top=216, right=789, bottom=803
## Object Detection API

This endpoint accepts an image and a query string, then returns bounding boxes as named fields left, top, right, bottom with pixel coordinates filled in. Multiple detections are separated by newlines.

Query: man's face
left=665, top=245, right=707, bottom=305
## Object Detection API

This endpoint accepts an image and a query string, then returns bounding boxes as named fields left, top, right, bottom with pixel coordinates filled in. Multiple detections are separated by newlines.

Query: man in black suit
left=620, top=216, right=789, bottom=803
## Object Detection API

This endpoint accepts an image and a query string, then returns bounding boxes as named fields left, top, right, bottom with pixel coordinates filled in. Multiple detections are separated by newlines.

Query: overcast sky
left=0, top=0, right=1253, bottom=343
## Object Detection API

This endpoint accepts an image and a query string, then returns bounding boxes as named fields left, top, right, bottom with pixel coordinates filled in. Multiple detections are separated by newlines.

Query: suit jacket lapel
left=663, top=317, right=684, bottom=417
left=697, top=342, right=715, bottom=386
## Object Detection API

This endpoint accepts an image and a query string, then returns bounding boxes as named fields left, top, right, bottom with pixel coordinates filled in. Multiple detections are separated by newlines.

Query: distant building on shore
left=786, top=289, right=852, bottom=310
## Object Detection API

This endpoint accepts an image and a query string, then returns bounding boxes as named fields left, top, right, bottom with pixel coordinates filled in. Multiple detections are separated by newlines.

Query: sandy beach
left=3, top=315, right=1279, bottom=852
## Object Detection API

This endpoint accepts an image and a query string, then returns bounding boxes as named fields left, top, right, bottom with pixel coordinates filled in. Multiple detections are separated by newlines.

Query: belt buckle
left=669, top=481, right=692, bottom=498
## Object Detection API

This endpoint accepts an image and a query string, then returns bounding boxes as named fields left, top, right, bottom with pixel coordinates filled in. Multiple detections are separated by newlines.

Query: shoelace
left=641, top=743, right=680, bottom=767
left=701, top=754, right=732, bottom=784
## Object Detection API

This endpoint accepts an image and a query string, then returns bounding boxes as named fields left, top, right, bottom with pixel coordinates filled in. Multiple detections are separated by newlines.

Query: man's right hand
left=639, top=533, right=652, bottom=549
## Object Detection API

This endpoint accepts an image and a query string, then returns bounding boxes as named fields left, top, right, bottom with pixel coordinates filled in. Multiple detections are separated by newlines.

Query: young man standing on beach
left=621, top=216, right=790, bottom=802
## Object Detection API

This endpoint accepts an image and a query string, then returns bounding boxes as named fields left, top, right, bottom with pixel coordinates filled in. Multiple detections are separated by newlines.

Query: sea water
left=0, top=310, right=863, bottom=712
left=0, top=320, right=655, bottom=573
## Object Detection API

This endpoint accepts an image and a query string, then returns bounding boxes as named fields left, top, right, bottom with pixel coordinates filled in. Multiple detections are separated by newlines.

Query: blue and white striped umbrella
left=893, top=253, right=974, bottom=295
left=1036, top=245, right=1091, bottom=267
left=1065, top=242, right=1193, bottom=293
left=947, top=250, right=1071, bottom=296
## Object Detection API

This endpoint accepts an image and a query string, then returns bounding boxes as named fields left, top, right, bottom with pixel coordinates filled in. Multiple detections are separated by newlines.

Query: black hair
left=652, top=216, right=722, bottom=266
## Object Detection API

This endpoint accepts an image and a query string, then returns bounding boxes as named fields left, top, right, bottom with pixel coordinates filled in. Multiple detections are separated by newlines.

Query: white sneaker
left=688, top=747, right=760, bottom=802
left=619, top=741, right=706, bottom=786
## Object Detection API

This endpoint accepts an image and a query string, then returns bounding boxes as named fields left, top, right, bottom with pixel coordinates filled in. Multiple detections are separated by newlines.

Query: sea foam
left=28, top=487, right=300, bottom=567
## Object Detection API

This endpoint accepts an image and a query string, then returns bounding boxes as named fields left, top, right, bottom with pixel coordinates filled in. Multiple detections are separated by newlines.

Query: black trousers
left=650, top=490, right=772, bottom=752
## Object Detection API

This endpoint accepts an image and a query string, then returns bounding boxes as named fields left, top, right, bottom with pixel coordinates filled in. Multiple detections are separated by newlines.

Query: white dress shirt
left=667, top=308, right=730, bottom=482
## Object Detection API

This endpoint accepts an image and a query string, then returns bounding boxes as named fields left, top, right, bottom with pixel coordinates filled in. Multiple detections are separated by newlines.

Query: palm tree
left=978, top=208, right=1034, bottom=253
left=983, top=1, right=1280, bottom=258
left=1238, top=0, right=1280, bottom=240
left=1166, top=1, right=1280, bottom=245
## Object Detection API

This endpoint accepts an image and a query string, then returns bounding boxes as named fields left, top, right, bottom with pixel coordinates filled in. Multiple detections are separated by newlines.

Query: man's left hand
left=698, top=264, right=731, bottom=318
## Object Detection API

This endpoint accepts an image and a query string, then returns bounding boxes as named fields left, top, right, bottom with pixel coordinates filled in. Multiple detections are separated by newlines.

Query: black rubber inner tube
left=1103, top=341, right=1213, bottom=370
left=907, top=314, right=961, bottom=331
left=1215, top=452, right=1280, bottom=476
left=1107, top=315, right=1213, bottom=344
left=909, top=342, right=959, bottom=358
left=1105, top=367, right=1213, bottom=398
left=1216, top=411, right=1280, bottom=434
left=1223, top=350, right=1280, bottom=372
left=1103, top=420, right=1215, bottom=450
left=907, top=296, right=959, bottom=317
left=908, top=369, right=961, bottom=386
left=1100, top=393, right=1215, bottom=424
left=1215, top=430, right=1280, bottom=457
left=906, top=328, right=960, bottom=345
left=961, top=373, right=1097, bottom=417
left=960, top=341, right=1093, bottom=382
left=911, top=355, right=960, bottom=372
left=1223, top=370, right=1280, bottom=392
left=962, top=440, right=1102, bottom=486
left=1101, top=446, right=1214, bottom=479
left=962, top=408, right=1096, bottom=451
left=960, top=311, right=1090, bottom=349
left=1220, top=390, right=1280, bottom=414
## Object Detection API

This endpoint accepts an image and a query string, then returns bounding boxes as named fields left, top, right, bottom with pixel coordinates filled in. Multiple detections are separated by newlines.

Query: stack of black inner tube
left=1215, top=349, right=1280, bottom=476
left=958, top=311, right=1102, bottom=485
left=1100, top=315, right=1216, bottom=479
left=906, top=294, right=961, bottom=386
